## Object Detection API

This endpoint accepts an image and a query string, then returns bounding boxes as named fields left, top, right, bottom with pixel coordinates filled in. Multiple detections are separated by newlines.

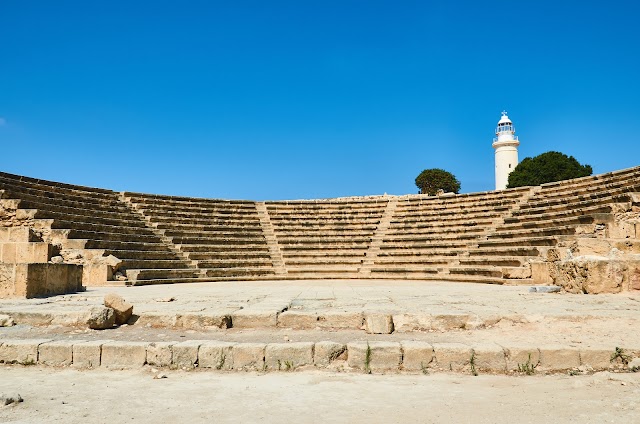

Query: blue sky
left=1, top=1, right=638, bottom=200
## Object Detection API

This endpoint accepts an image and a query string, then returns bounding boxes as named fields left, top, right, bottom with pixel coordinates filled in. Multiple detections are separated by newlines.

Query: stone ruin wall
left=0, top=197, right=120, bottom=287
left=536, top=197, right=640, bottom=294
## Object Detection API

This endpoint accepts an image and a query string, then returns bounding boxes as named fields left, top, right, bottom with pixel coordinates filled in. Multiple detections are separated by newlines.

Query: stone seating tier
left=1, top=166, right=639, bottom=288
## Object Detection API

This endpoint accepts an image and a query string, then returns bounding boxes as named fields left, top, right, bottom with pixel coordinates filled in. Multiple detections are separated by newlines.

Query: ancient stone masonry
left=1, top=166, right=640, bottom=291
left=537, top=193, right=640, bottom=293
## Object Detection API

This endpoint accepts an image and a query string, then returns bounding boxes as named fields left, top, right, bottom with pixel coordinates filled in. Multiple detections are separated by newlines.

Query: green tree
left=415, top=168, right=461, bottom=195
left=507, top=151, right=592, bottom=188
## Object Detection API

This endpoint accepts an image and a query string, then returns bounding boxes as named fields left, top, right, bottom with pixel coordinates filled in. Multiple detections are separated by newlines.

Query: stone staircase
left=0, top=172, right=193, bottom=286
left=123, top=193, right=276, bottom=282
left=265, top=197, right=389, bottom=279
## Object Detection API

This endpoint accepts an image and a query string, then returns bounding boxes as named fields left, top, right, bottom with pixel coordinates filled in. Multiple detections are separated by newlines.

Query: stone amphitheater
left=1, top=166, right=640, bottom=411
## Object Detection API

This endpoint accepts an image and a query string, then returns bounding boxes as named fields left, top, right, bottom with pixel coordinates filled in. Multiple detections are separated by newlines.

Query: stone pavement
left=1, top=280, right=639, bottom=374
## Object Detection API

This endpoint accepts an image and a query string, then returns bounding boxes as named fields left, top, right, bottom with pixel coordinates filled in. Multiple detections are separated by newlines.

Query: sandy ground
left=0, top=366, right=639, bottom=423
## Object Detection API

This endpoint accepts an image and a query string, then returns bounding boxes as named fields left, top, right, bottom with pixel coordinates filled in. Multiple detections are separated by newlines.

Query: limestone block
left=38, top=341, right=73, bottom=366
left=231, top=310, right=278, bottom=328
left=580, top=349, right=617, bottom=371
left=265, top=342, right=314, bottom=370
left=401, top=341, right=434, bottom=371
left=1, top=243, right=16, bottom=263
left=175, top=313, right=231, bottom=329
left=73, top=340, right=109, bottom=368
left=504, top=346, right=541, bottom=372
left=103, top=293, right=133, bottom=325
left=431, top=314, right=470, bottom=331
left=82, top=264, right=112, bottom=287
left=0, top=265, right=17, bottom=299
left=86, top=307, right=115, bottom=330
left=172, top=340, right=205, bottom=368
left=392, top=314, right=432, bottom=333
left=432, top=343, right=472, bottom=372
left=347, top=341, right=402, bottom=372
left=364, top=314, right=394, bottom=334
left=0, top=339, right=50, bottom=364
left=199, top=341, right=235, bottom=370
left=539, top=346, right=580, bottom=370
left=314, top=341, right=346, bottom=367
left=232, top=343, right=265, bottom=371
left=315, top=311, right=363, bottom=330
left=277, top=311, right=319, bottom=329
left=146, top=342, right=174, bottom=367
left=472, top=344, right=506, bottom=372
left=101, top=341, right=147, bottom=368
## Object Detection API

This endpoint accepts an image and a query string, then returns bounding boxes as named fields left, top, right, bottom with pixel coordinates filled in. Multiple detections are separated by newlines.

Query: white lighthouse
left=492, top=111, right=519, bottom=190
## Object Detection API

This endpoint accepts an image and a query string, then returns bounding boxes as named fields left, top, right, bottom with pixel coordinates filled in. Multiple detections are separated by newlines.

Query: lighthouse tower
left=492, top=111, right=520, bottom=190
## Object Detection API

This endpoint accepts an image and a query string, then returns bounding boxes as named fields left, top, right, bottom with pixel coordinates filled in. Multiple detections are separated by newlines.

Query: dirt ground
left=1, top=366, right=639, bottom=423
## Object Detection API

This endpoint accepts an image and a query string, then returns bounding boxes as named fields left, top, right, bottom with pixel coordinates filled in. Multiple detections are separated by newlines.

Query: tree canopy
left=507, top=151, right=593, bottom=188
left=415, top=168, right=461, bottom=195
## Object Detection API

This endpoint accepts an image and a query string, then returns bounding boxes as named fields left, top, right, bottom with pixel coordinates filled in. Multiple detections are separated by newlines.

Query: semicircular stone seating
left=1, top=166, right=639, bottom=287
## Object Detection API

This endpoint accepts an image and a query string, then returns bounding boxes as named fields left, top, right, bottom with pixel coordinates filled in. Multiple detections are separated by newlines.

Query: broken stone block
left=101, top=341, right=147, bottom=368
left=172, top=340, right=205, bottom=369
left=103, top=293, right=133, bottom=325
left=0, top=314, right=14, bottom=327
left=432, top=343, right=472, bottom=372
left=364, top=314, right=394, bottom=334
left=265, top=342, right=314, bottom=370
left=539, top=346, right=581, bottom=371
left=401, top=341, right=434, bottom=371
left=314, top=341, right=346, bottom=367
left=73, top=340, right=109, bottom=368
left=504, top=345, right=541, bottom=372
left=86, top=307, right=115, bottom=330
left=472, top=343, right=506, bottom=372
left=199, top=341, right=235, bottom=370
left=38, top=341, right=73, bottom=366
left=0, top=339, right=50, bottom=365
left=146, top=342, right=174, bottom=367
left=347, top=341, right=402, bottom=372
left=232, top=343, right=265, bottom=371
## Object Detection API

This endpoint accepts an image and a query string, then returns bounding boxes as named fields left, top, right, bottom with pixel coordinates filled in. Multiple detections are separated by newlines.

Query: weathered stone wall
left=0, top=263, right=83, bottom=298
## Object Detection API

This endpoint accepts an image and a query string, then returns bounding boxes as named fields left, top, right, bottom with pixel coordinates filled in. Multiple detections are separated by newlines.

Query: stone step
left=163, top=229, right=266, bottom=239
left=155, top=223, right=263, bottom=232
left=285, top=257, right=365, bottom=265
left=84, top=240, right=173, bottom=252
left=468, top=246, right=540, bottom=257
left=51, top=219, right=155, bottom=237
left=187, top=251, right=272, bottom=260
left=103, top=249, right=182, bottom=260
left=458, top=256, right=526, bottom=267
left=388, top=221, right=494, bottom=231
left=6, top=189, right=129, bottom=214
left=119, top=259, right=192, bottom=270
left=148, top=216, right=262, bottom=226
left=373, top=257, right=451, bottom=266
left=126, top=268, right=201, bottom=281
left=287, top=265, right=360, bottom=273
left=179, top=244, right=270, bottom=253
left=488, top=226, right=577, bottom=240
left=18, top=201, right=136, bottom=225
left=170, top=236, right=267, bottom=246
left=138, top=208, right=261, bottom=220
left=67, top=229, right=160, bottom=243
left=448, top=266, right=503, bottom=278
left=479, top=236, right=559, bottom=248
left=502, top=209, right=607, bottom=227
left=203, top=267, right=276, bottom=278
left=196, top=258, right=273, bottom=268
left=0, top=172, right=115, bottom=195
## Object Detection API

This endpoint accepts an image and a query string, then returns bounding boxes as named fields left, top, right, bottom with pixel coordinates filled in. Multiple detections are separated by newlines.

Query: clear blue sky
left=1, top=1, right=638, bottom=200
